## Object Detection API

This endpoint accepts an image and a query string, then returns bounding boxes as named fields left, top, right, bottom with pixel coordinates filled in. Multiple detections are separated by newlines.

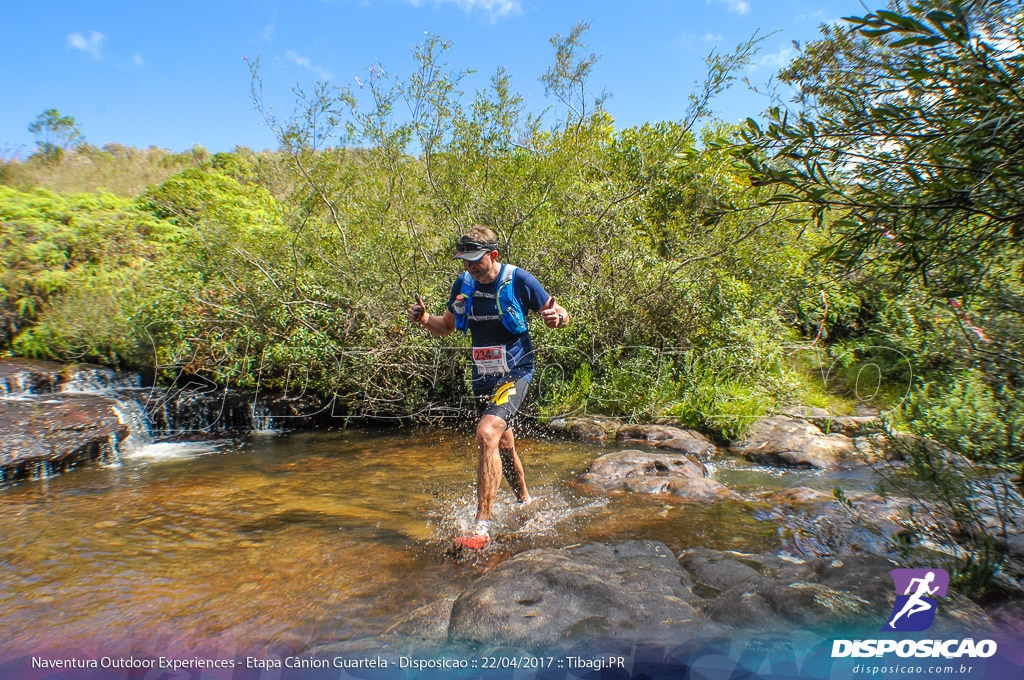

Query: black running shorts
left=474, top=371, right=533, bottom=427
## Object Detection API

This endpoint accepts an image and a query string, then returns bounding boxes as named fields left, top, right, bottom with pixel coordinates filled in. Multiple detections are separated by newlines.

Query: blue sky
left=1, top=1, right=865, bottom=156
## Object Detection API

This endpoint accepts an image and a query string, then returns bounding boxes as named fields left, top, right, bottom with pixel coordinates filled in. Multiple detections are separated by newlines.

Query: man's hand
left=407, top=294, right=428, bottom=325
left=541, top=296, right=566, bottom=329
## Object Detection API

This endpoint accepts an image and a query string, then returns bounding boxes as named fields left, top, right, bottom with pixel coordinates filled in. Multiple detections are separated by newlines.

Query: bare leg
left=475, top=414, right=506, bottom=524
left=498, top=427, right=531, bottom=503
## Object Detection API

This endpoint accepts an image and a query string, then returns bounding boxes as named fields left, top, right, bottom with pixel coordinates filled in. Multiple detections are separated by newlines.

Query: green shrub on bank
left=0, top=33, right=833, bottom=438
left=0, top=185, right=180, bottom=363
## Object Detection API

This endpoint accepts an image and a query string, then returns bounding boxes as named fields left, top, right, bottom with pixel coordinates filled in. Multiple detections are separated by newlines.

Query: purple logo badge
left=883, top=568, right=950, bottom=632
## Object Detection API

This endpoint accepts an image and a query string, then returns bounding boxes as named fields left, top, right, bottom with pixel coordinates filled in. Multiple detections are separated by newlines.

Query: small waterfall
left=32, top=461, right=52, bottom=480
left=99, top=434, right=123, bottom=467
left=2, top=358, right=284, bottom=483
left=111, top=398, right=153, bottom=455
left=251, top=402, right=277, bottom=435
left=61, top=367, right=141, bottom=393
left=1, top=362, right=139, bottom=397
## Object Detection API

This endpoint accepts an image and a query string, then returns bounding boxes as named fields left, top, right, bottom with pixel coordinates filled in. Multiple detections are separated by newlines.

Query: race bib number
left=472, top=345, right=510, bottom=375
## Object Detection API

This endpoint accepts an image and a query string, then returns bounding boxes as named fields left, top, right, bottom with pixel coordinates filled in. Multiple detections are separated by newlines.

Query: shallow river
left=0, top=428, right=874, bottom=660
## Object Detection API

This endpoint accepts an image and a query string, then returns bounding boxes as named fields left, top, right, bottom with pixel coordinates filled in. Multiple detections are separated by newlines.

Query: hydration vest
left=452, top=264, right=528, bottom=335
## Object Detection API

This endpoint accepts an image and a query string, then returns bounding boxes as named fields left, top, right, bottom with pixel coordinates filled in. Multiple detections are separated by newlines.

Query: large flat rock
left=680, top=548, right=994, bottom=637
left=581, top=449, right=738, bottom=501
left=730, top=415, right=860, bottom=469
left=448, top=541, right=727, bottom=647
left=0, top=392, right=127, bottom=476
left=305, top=542, right=999, bottom=657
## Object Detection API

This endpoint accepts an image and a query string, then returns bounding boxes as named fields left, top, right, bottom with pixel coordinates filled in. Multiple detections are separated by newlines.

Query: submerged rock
left=753, top=488, right=904, bottom=558
left=730, top=415, right=860, bottom=469
left=618, top=475, right=740, bottom=501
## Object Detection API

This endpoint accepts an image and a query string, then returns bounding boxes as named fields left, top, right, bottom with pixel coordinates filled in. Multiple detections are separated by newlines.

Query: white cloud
left=67, top=30, right=106, bottom=59
left=285, top=50, right=332, bottom=80
left=714, top=0, right=750, bottom=15
left=407, top=0, right=522, bottom=20
left=752, top=44, right=798, bottom=70
left=131, top=52, right=144, bottom=68
left=261, top=23, right=275, bottom=42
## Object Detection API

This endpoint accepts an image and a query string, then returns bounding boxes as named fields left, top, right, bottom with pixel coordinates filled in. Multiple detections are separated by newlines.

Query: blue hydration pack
left=453, top=264, right=528, bottom=335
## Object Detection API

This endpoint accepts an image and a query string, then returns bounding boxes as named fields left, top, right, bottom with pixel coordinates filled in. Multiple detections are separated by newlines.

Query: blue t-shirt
left=447, top=265, right=550, bottom=374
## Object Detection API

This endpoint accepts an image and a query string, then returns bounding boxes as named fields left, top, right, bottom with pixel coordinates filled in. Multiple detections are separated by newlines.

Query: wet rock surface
left=729, top=415, right=860, bottom=469
left=618, top=475, right=740, bottom=501
left=0, top=359, right=140, bottom=478
left=679, top=548, right=993, bottom=636
left=584, top=449, right=707, bottom=481
left=651, top=430, right=717, bottom=459
left=546, top=416, right=622, bottom=440
left=780, top=405, right=881, bottom=437
left=580, top=449, right=737, bottom=501
left=317, top=541, right=996, bottom=654
left=0, top=392, right=127, bottom=475
left=447, top=541, right=726, bottom=647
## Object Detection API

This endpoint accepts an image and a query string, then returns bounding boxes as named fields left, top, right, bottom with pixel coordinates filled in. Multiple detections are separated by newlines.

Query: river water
left=0, top=428, right=874, bottom=660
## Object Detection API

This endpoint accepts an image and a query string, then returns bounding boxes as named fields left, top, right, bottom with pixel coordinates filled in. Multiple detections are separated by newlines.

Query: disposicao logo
left=883, top=568, right=949, bottom=632
left=831, top=567, right=998, bottom=660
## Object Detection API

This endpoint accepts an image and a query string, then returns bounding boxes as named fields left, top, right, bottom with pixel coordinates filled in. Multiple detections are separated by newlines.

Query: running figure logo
left=883, top=568, right=949, bottom=632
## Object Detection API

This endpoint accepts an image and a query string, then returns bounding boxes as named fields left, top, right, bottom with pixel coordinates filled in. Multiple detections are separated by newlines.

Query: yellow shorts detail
left=491, top=382, right=517, bottom=406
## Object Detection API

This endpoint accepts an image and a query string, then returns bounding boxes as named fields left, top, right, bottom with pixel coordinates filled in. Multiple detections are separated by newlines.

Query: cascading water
left=111, top=398, right=153, bottom=456
left=250, top=403, right=277, bottom=435
left=60, top=367, right=142, bottom=393
left=1, top=360, right=281, bottom=483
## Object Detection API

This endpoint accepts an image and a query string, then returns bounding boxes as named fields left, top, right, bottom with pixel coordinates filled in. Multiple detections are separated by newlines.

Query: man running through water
left=407, top=226, right=570, bottom=548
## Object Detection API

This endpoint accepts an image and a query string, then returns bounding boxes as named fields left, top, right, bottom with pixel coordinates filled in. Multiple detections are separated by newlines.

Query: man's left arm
left=540, top=296, right=569, bottom=329
left=518, top=269, right=569, bottom=329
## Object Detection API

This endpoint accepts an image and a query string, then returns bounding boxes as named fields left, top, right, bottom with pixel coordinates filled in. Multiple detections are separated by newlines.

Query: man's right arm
left=419, top=309, right=456, bottom=336
left=408, top=298, right=456, bottom=336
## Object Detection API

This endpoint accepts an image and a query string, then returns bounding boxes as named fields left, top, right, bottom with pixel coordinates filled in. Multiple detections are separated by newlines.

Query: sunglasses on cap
left=453, top=236, right=499, bottom=260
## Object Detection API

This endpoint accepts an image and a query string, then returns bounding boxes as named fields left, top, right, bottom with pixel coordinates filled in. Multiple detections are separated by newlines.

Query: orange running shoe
left=453, top=521, right=490, bottom=550
left=453, top=533, right=491, bottom=550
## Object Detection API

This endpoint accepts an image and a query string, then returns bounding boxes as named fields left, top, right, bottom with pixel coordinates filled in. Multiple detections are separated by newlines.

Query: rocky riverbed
left=3, top=358, right=1024, bottom=661
left=307, top=539, right=1007, bottom=658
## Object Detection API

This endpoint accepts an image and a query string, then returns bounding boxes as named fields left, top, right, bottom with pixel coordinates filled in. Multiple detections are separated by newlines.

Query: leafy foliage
left=0, top=26, right=833, bottom=436
left=740, top=0, right=1024, bottom=593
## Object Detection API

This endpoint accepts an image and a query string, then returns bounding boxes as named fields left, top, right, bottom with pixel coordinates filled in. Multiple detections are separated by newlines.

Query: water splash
left=428, top=485, right=609, bottom=542
left=122, top=441, right=224, bottom=462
